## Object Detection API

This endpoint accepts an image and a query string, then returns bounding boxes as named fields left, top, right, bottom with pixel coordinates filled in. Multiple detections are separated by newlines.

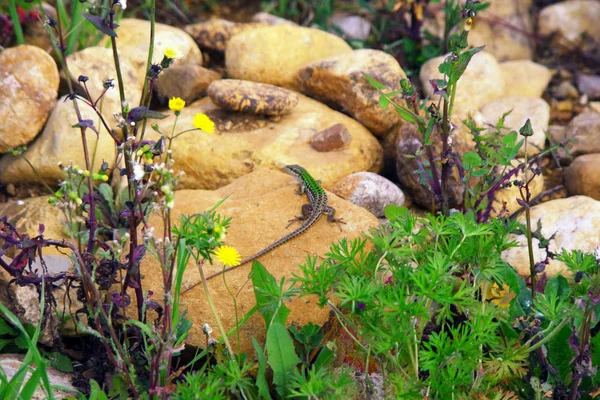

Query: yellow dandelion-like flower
left=169, top=97, right=186, bottom=112
left=193, top=113, right=215, bottom=133
left=163, top=47, right=182, bottom=60
left=485, top=282, right=515, bottom=309
left=214, top=245, right=241, bottom=267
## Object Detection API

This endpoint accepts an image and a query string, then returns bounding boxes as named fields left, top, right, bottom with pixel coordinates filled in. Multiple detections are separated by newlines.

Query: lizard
left=183, top=164, right=345, bottom=292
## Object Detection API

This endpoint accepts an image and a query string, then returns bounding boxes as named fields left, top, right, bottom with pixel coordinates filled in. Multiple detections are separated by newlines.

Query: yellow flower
left=193, top=113, right=215, bottom=133
left=214, top=245, right=241, bottom=267
left=163, top=47, right=182, bottom=60
left=169, top=97, right=186, bottom=112
left=485, top=282, right=516, bottom=309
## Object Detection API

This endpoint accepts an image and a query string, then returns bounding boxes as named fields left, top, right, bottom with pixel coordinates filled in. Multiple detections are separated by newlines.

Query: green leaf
left=378, top=95, right=390, bottom=110
left=462, top=151, right=482, bottom=170
left=97, top=183, right=115, bottom=217
left=46, top=352, right=73, bottom=373
left=0, top=317, right=17, bottom=336
left=545, top=275, right=570, bottom=301
left=591, top=331, right=600, bottom=386
left=313, top=344, right=335, bottom=372
left=384, top=205, right=409, bottom=221
left=88, top=379, right=109, bottom=400
left=393, top=104, right=417, bottom=123
left=363, top=73, right=386, bottom=90
left=547, top=324, right=574, bottom=383
left=266, top=322, right=300, bottom=397
left=252, top=338, right=273, bottom=400
left=251, top=261, right=290, bottom=328
left=18, top=367, right=43, bottom=400
left=449, top=46, right=484, bottom=85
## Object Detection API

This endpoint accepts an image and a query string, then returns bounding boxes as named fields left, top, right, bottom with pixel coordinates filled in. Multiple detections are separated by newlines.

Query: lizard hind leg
left=325, top=206, right=346, bottom=231
left=286, top=203, right=313, bottom=228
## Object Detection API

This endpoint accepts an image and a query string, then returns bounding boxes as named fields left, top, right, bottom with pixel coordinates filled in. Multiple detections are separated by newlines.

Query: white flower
left=117, top=0, right=127, bottom=10
left=132, top=162, right=145, bottom=181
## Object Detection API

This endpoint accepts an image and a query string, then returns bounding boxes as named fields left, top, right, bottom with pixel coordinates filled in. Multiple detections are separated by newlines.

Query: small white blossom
left=133, top=162, right=145, bottom=181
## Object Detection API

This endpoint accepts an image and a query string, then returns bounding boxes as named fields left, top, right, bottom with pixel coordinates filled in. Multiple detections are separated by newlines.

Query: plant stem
left=8, top=0, right=24, bottom=45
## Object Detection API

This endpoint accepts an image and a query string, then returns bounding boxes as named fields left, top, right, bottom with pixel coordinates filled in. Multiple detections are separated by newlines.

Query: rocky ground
left=1, top=0, right=600, bottom=396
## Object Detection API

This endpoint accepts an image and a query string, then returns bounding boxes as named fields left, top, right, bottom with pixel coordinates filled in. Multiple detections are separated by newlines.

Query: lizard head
left=285, top=164, right=306, bottom=181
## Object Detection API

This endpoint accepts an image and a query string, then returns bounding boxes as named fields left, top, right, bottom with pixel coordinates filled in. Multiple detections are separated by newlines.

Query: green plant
left=293, top=206, right=597, bottom=398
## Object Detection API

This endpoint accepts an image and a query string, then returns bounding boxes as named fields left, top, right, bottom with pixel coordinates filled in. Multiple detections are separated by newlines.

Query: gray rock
left=577, top=75, right=600, bottom=99
left=331, top=171, right=405, bottom=217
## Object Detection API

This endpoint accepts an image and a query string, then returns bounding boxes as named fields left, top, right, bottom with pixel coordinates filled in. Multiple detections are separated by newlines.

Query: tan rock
left=0, top=196, right=65, bottom=256
left=0, top=96, right=115, bottom=185
left=551, top=111, right=600, bottom=160
left=420, top=51, right=505, bottom=116
left=226, top=25, right=352, bottom=89
left=0, top=354, right=76, bottom=399
left=331, top=172, right=404, bottom=217
left=140, top=168, right=380, bottom=352
left=151, top=95, right=382, bottom=190
left=480, top=96, right=549, bottom=156
left=564, top=154, right=600, bottom=200
left=500, top=60, right=553, bottom=98
left=297, top=49, right=407, bottom=136
left=538, top=0, right=600, bottom=44
left=468, top=15, right=534, bottom=61
left=103, top=18, right=202, bottom=78
left=66, top=47, right=142, bottom=121
left=154, top=64, right=221, bottom=104
left=184, top=19, right=269, bottom=52
left=23, top=3, right=56, bottom=55
left=208, top=79, right=299, bottom=116
left=251, top=12, right=296, bottom=26
left=502, top=196, right=600, bottom=277
left=394, top=121, right=474, bottom=210
left=490, top=159, right=544, bottom=217
left=0, top=45, right=59, bottom=154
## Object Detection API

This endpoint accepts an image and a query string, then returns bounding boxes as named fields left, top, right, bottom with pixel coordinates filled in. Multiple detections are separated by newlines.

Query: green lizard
left=184, top=164, right=345, bottom=291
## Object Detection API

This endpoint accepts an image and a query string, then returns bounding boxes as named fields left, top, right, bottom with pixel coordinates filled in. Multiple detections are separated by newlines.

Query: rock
left=551, top=111, right=600, bottom=160
left=251, top=12, right=296, bottom=26
left=564, top=154, right=600, bottom=199
left=502, top=196, right=600, bottom=277
left=0, top=96, right=115, bottom=185
left=479, top=96, right=550, bottom=156
left=500, top=60, right=553, bottom=98
left=468, top=15, right=534, bottom=61
left=0, top=45, right=59, bottom=154
left=151, top=95, right=382, bottom=190
left=310, top=123, right=351, bottom=152
left=0, top=354, right=76, bottom=399
left=104, top=18, right=202, bottom=78
left=577, top=75, right=600, bottom=99
left=23, top=3, right=56, bottom=55
left=140, top=168, right=380, bottom=352
left=553, top=81, right=579, bottom=99
left=184, top=19, right=269, bottom=52
left=154, top=64, right=221, bottom=104
left=394, top=121, right=473, bottom=210
left=331, top=172, right=404, bottom=217
left=226, top=25, right=352, bottom=89
left=420, top=51, right=504, bottom=116
left=0, top=196, right=79, bottom=343
left=330, top=13, right=371, bottom=41
left=208, top=79, right=299, bottom=116
left=538, top=0, right=600, bottom=44
left=490, top=159, right=544, bottom=217
left=297, top=49, right=407, bottom=136
left=0, top=196, right=67, bottom=257
left=66, top=47, right=142, bottom=121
